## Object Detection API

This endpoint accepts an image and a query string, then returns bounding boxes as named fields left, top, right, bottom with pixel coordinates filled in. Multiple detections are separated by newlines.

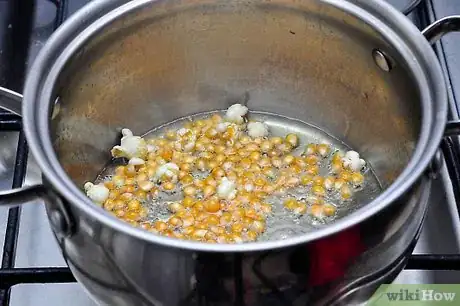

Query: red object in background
left=308, top=226, right=365, bottom=286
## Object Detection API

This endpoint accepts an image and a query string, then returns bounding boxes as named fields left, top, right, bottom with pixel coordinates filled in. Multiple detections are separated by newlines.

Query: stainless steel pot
left=1, top=0, right=460, bottom=305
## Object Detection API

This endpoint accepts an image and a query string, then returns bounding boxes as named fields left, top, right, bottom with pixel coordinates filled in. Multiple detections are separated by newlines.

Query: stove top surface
left=1, top=0, right=460, bottom=305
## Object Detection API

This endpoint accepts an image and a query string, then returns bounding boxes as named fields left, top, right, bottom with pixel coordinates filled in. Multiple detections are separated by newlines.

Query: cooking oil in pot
left=86, top=104, right=382, bottom=243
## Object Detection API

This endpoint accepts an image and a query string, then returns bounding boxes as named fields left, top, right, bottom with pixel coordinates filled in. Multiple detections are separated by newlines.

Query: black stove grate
left=0, top=0, right=459, bottom=305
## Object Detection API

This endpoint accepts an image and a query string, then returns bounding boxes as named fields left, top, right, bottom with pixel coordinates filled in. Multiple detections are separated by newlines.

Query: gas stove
left=1, top=0, right=460, bottom=305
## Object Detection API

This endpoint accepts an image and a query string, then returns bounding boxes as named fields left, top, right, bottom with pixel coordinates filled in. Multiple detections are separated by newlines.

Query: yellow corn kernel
left=220, top=212, right=232, bottom=225
left=317, top=144, right=330, bottom=157
left=114, top=199, right=126, bottom=210
left=227, top=171, right=238, bottom=181
left=209, top=225, right=225, bottom=235
left=245, top=231, right=258, bottom=241
left=270, top=137, right=283, bottom=146
left=324, top=176, right=336, bottom=190
left=169, top=202, right=185, bottom=213
left=192, top=229, right=208, bottom=240
left=134, top=190, right=147, bottom=201
left=104, top=181, right=115, bottom=190
left=339, top=171, right=352, bottom=182
left=140, top=222, right=152, bottom=231
left=179, top=163, right=192, bottom=172
left=120, top=192, right=134, bottom=201
left=194, top=179, right=205, bottom=189
left=304, top=154, right=319, bottom=165
left=205, top=128, right=218, bottom=139
left=341, top=185, right=352, bottom=199
left=286, top=177, right=300, bottom=187
left=313, top=176, right=325, bottom=186
left=115, top=209, right=126, bottom=218
left=193, top=201, right=205, bottom=212
left=211, top=167, right=225, bottom=179
left=103, top=199, right=115, bottom=211
left=271, top=157, right=282, bottom=168
left=196, top=158, right=206, bottom=171
left=183, top=226, right=195, bottom=236
left=294, top=203, right=307, bottom=214
left=127, top=199, right=141, bottom=211
left=283, top=154, right=295, bottom=166
left=305, top=144, right=317, bottom=155
left=183, top=186, right=197, bottom=197
left=263, top=185, right=275, bottom=194
left=168, top=216, right=183, bottom=227
left=249, top=151, right=261, bottom=162
left=201, top=152, right=214, bottom=160
left=351, top=172, right=364, bottom=186
left=205, top=215, right=220, bottom=226
left=125, top=185, right=136, bottom=193
left=249, top=164, right=261, bottom=173
left=239, top=158, right=251, bottom=169
left=289, top=164, right=303, bottom=174
left=180, top=174, right=194, bottom=185
left=215, top=154, right=226, bottom=164
left=204, top=197, right=220, bottom=213
left=323, top=204, right=336, bottom=216
left=231, top=222, right=244, bottom=233
left=285, top=133, right=299, bottom=148
left=260, top=203, right=273, bottom=214
left=207, top=160, right=219, bottom=170
left=215, top=145, right=226, bottom=154
left=138, top=180, right=154, bottom=192
left=115, top=165, right=127, bottom=176
left=182, top=196, right=195, bottom=208
left=162, top=181, right=175, bottom=191
left=204, top=176, right=217, bottom=187
left=284, top=198, right=298, bottom=210
left=125, top=211, right=141, bottom=221
left=303, top=165, right=318, bottom=176
left=260, top=140, right=273, bottom=153
left=124, top=177, right=136, bottom=186
left=154, top=221, right=168, bottom=232
left=334, top=178, right=346, bottom=190
left=195, top=211, right=209, bottom=222
left=312, top=185, right=326, bottom=196
left=251, top=220, right=265, bottom=233
left=310, top=204, right=324, bottom=218
left=301, top=174, right=313, bottom=186
left=245, top=208, right=258, bottom=219
left=254, top=177, right=267, bottom=187
left=112, top=175, right=125, bottom=188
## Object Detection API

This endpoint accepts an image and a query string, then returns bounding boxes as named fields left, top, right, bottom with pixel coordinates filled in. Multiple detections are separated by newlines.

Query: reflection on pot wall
left=50, top=0, right=421, bottom=192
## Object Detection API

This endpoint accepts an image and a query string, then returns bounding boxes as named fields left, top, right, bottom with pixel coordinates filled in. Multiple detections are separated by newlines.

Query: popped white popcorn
left=216, top=122, right=230, bottom=133
left=225, top=104, right=248, bottom=124
left=84, top=182, right=109, bottom=204
left=247, top=121, right=269, bottom=138
left=217, top=177, right=237, bottom=200
left=155, top=162, right=180, bottom=181
left=111, top=128, right=148, bottom=159
left=342, top=150, right=366, bottom=172
left=128, top=157, right=145, bottom=166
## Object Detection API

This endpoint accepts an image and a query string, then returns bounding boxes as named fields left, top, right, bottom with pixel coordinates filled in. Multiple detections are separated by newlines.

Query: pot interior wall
left=50, top=0, right=421, bottom=196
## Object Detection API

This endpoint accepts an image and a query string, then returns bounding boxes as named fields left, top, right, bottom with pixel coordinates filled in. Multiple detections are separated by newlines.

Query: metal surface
left=372, top=49, right=392, bottom=72
left=422, top=15, right=460, bottom=43
left=0, top=0, right=455, bottom=304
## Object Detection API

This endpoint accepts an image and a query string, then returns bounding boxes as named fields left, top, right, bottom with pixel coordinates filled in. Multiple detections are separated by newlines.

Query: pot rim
left=22, top=0, right=447, bottom=252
